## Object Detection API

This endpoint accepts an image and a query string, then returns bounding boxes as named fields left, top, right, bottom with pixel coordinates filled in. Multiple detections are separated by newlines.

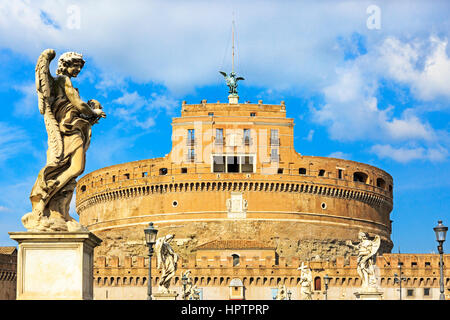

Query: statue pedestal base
left=152, top=292, right=179, bottom=300
left=9, top=231, right=101, bottom=300
left=228, top=94, right=239, bottom=104
left=354, top=288, right=383, bottom=300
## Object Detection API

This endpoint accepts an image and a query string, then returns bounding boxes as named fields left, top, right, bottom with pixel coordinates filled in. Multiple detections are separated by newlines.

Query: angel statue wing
left=236, top=77, right=245, bottom=81
left=370, top=235, right=381, bottom=257
left=155, top=237, right=163, bottom=269
left=219, top=71, right=227, bottom=78
left=35, top=49, right=63, bottom=164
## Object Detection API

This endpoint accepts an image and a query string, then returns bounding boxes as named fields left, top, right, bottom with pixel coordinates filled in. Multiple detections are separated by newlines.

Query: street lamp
left=394, top=260, right=406, bottom=300
left=323, top=274, right=331, bottom=300
left=434, top=220, right=448, bottom=300
left=181, top=273, right=188, bottom=300
left=144, top=222, right=158, bottom=300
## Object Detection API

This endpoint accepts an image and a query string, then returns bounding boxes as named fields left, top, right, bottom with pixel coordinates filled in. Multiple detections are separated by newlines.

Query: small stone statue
left=275, top=284, right=287, bottom=300
left=298, top=263, right=313, bottom=300
left=155, top=234, right=179, bottom=293
left=182, top=270, right=200, bottom=300
left=347, top=232, right=381, bottom=290
left=219, top=71, right=244, bottom=96
left=22, top=49, right=106, bottom=232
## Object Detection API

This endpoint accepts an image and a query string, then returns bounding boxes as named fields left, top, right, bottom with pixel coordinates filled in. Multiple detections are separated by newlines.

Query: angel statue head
left=56, top=52, right=85, bottom=78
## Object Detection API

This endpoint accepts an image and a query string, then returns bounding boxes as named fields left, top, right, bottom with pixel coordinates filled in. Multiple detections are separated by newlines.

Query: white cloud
left=328, top=151, right=351, bottom=160
left=378, top=36, right=450, bottom=101
left=304, top=129, right=314, bottom=141
left=13, top=82, right=37, bottom=117
left=112, top=91, right=178, bottom=129
left=370, top=144, right=448, bottom=163
left=0, top=1, right=448, bottom=95
left=0, top=122, right=30, bottom=163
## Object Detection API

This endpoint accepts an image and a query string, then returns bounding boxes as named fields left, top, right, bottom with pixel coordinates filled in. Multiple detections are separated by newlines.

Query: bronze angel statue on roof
left=219, top=71, right=244, bottom=96
left=21, top=49, right=106, bottom=232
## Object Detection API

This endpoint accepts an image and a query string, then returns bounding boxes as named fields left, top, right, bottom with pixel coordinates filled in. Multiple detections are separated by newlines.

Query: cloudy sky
left=0, top=0, right=449, bottom=253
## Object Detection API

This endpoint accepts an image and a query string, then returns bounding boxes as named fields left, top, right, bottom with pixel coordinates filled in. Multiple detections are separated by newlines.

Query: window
left=353, top=172, right=368, bottom=183
left=213, top=155, right=255, bottom=173
left=338, top=169, right=343, bottom=179
left=318, top=169, right=325, bottom=177
left=270, top=129, right=279, bottom=145
left=407, top=289, right=414, bottom=297
left=187, top=129, right=195, bottom=145
left=181, top=168, right=187, bottom=174
left=277, top=168, right=283, bottom=174
left=299, top=168, right=307, bottom=175
left=80, top=185, right=86, bottom=192
left=424, top=288, right=430, bottom=296
left=232, top=254, right=240, bottom=267
left=112, top=175, right=116, bottom=182
left=213, top=156, right=226, bottom=173
left=425, top=262, right=431, bottom=268
left=208, top=112, right=214, bottom=116
left=243, top=129, right=251, bottom=145
left=271, top=148, right=279, bottom=162
left=187, top=148, right=195, bottom=162
left=142, top=172, right=148, bottom=177
left=377, top=178, right=386, bottom=189
left=227, top=156, right=240, bottom=173
left=241, top=156, right=254, bottom=173
left=215, top=128, right=224, bottom=144
left=124, top=173, right=130, bottom=180
left=411, top=262, right=417, bottom=268
left=250, top=112, right=256, bottom=117
left=159, top=168, right=168, bottom=175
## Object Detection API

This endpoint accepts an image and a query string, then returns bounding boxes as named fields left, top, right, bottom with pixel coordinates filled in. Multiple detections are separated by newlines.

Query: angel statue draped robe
left=21, top=49, right=106, bottom=232
left=155, top=234, right=179, bottom=293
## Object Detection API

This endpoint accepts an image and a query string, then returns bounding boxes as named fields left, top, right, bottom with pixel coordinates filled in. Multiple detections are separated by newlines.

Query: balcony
left=186, top=138, right=195, bottom=146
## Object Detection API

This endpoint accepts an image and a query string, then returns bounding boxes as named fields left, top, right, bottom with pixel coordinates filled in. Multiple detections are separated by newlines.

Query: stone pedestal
left=9, top=232, right=102, bottom=300
left=228, top=94, right=239, bottom=104
left=152, top=292, right=179, bottom=300
left=354, top=289, right=383, bottom=300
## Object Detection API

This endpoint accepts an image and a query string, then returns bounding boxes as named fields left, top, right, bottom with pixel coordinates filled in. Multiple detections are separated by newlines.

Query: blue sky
left=0, top=0, right=449, bottom=254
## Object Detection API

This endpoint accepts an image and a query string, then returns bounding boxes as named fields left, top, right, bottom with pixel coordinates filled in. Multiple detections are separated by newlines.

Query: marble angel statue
left=298, top=263, right=313, bottom=300
left=21, top=49, right=106, bottom=232
left=347, top=232, right=381, bottom=290
left=155, top=234, right=179, bottom=293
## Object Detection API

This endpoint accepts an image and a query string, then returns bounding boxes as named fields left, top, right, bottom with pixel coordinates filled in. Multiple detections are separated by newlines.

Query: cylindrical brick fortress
left=76, top=100, right=393, bottom=261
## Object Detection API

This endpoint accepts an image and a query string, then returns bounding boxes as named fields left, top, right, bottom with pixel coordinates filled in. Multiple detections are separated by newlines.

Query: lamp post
left=144, top=222, right=158, bottom=300
left=434, top=220, right=448, bottom=300
left=323, top=274, right=331, bottom=300
left=394, top=260, right=406, bottom=300
left=181, top=273, right=188, bottom=300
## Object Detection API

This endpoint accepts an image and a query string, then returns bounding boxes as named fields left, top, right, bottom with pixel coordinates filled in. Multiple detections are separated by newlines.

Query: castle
left=71, top=92, right=428, bottom=300
left=1, top=94, right=448, bottom=300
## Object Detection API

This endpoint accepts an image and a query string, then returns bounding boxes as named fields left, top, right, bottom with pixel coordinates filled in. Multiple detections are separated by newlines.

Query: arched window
left=159, top=168, right=168, bottom=175
left=314, top=277, right=321, bottom=291
left=377, top=178, right=386, bottom=189
left=232, top=254, right=240, bottom=267
left=353, top=172, right=368, bottom=183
